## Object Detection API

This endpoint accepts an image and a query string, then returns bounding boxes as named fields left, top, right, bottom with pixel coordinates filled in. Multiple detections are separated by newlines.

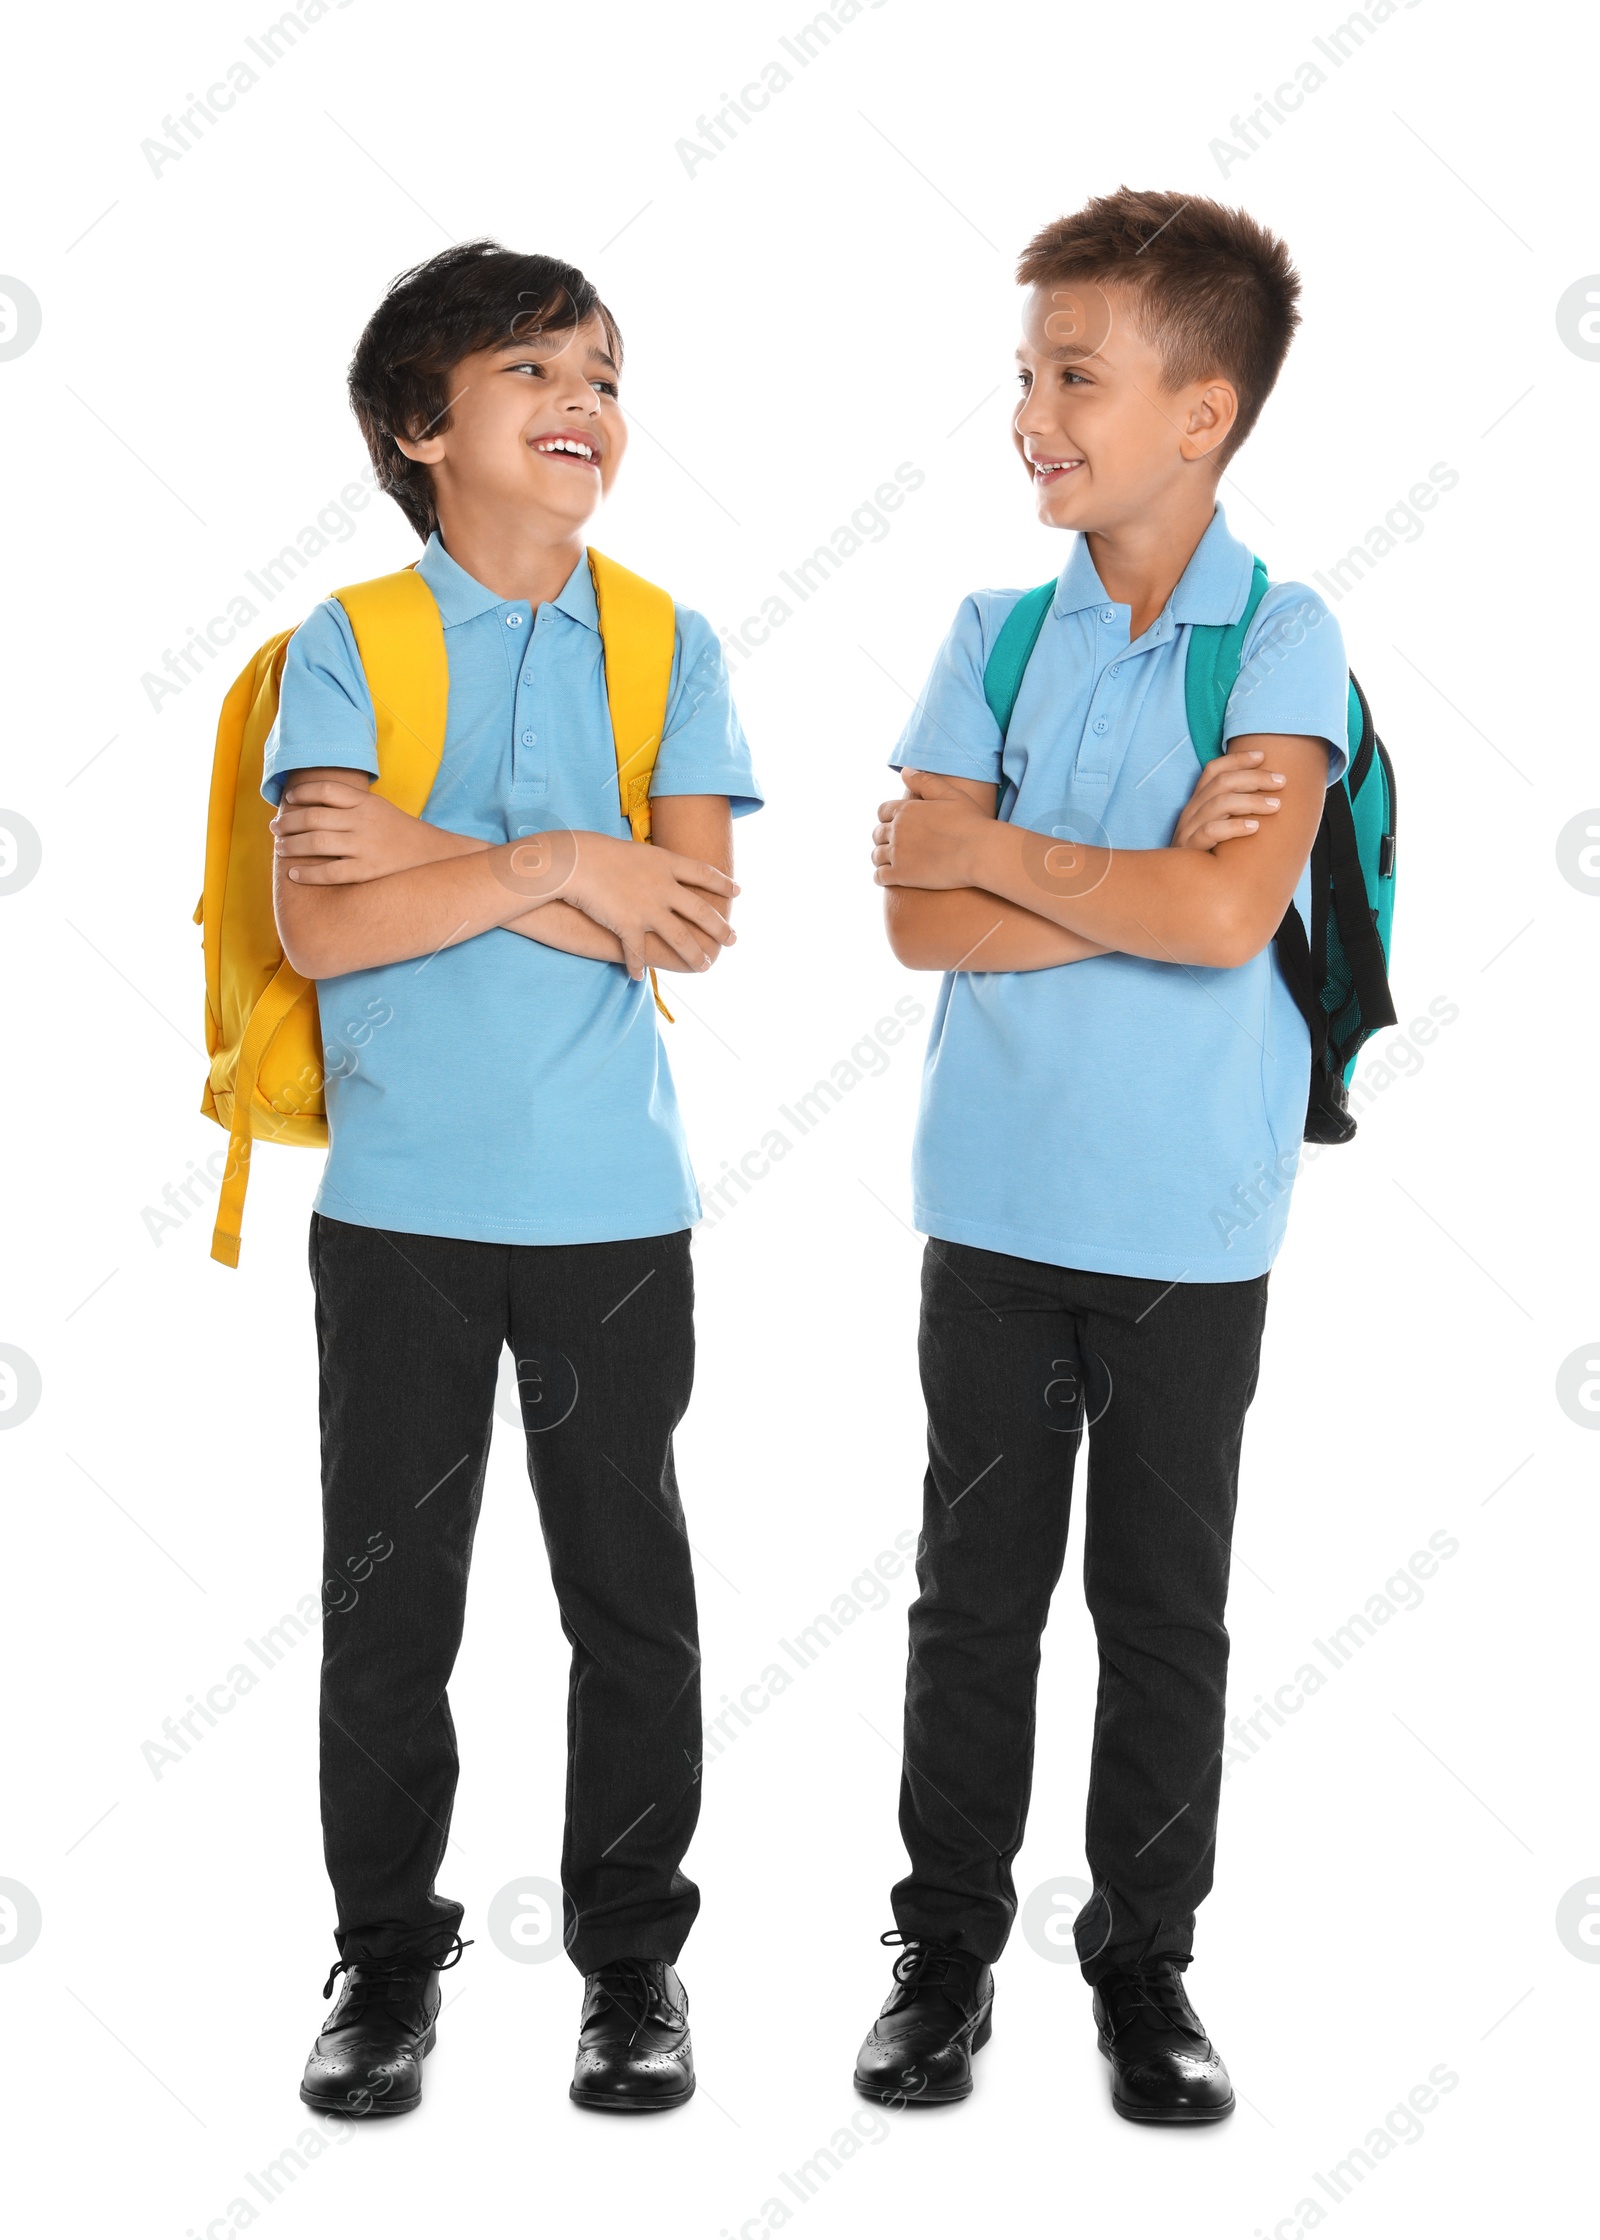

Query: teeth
left=537, top=438, right=596, bottom=459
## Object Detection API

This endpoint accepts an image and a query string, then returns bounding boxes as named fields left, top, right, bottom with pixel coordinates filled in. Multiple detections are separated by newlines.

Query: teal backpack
left=982, top=557, right=1398, bottom=1144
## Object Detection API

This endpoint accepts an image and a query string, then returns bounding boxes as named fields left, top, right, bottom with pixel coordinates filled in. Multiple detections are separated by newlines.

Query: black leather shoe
left=853, top=1933, right=994, bottom=2105
left=1094, top=1960, right=1234, bottom=2124
left=570, top=1958, right=695, bottom=2112
left=299, top=1940, right=468, bottom=2119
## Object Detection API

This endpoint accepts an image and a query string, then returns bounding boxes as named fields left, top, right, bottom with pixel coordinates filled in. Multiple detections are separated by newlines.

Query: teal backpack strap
left=982, top=582, right=1055, bottom=739
left=1183, top=553, right=1271, bottom=764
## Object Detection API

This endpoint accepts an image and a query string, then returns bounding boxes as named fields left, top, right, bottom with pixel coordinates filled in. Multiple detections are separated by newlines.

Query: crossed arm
left=272, top=736, right=1323, bottom=984
left=270, top=773, right=737, bottom=982
left=873, top=736, right=1329, bottom=973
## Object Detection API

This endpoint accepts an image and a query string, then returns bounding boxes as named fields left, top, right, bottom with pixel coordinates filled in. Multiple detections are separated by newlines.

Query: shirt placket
left=508, top=601, right=550, bottom=810
left=1073, top=605, right=1175, bottom=796
left=1072, top=603, right=1131, bottom=792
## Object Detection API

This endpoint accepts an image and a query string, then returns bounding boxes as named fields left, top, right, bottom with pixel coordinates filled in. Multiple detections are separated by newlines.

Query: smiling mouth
left=532, top=435, right=601, bottom=468
left=1030, top=457, right=1084, bottom=483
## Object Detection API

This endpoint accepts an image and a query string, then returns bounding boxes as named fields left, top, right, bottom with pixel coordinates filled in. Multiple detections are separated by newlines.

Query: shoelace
left=1099, top=1964, right=1204, bottom=2044
left=880, top=1930, right=969, bottom=1998
left=322, top=1933, right=472, bottom=2002
left=590, top=1959, right=673, bottom=2049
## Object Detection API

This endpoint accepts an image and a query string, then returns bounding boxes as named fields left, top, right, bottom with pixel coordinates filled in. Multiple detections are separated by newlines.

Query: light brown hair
left=1018, top=190, right=1302, bottom=464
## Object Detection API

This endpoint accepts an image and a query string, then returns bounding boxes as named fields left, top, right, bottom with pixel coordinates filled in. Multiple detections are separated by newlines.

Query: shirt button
left=522, top=671, right=534, bottom=686
left=1093, top=718, right=1108, bottom=734
left=520, top=729, right=537, bottom=746
left=505, top=612, right=523, bottom=628
left=1100, top=607, right=1115, bottom=623
left=1109, top=664, right=1121, bottom=678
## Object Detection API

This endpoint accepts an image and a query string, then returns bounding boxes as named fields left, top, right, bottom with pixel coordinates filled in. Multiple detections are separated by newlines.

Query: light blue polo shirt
left=889, top=507, right=1348, bottom=1282
left=262, top=533, right=762, bottom=1246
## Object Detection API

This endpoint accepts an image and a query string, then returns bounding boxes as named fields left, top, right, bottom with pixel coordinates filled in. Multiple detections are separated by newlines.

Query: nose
left=1013, top=386, right=1048, bottom=437
left=553, top=378, right=600, bottom=416
left=541, top=350, right=600, bottom=416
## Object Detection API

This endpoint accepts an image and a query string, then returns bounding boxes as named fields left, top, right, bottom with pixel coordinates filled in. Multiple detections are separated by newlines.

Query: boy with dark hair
left=263, top=242, right=761, bottom=2117
left=856, top=190, right=1348, bottom=2121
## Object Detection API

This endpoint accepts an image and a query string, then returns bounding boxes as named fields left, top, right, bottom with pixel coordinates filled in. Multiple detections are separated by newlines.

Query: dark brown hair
left=348, top=240, right=622, bottom=539
left=1018, top=190, right=1301, bottom=464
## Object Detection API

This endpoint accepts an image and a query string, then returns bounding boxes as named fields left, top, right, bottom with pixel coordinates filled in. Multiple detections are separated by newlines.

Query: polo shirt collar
left=1051, top=505, right=1256, bottom=628
left=1169, top=506, right=1256, bottom=625
left=416, top=531, right=599, bottom=630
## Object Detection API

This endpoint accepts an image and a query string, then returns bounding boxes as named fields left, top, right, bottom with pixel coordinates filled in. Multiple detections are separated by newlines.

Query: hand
left=872, top=770, right=987, bottom=890
left=1171, top=747, right=1286, bottom=851
left=273, top=780, right=470, bottom=883
left=561, top=831, right=739, bottom=979
left=898, top=767, right=974, bottom=804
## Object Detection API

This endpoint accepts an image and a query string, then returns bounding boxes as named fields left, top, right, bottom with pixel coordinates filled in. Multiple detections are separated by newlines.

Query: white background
left=2, top=1, right=1595, bottom=2233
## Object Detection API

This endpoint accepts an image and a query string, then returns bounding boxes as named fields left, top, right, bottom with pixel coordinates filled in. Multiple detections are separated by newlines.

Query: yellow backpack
left=196, top=551, right=676, bottom=1270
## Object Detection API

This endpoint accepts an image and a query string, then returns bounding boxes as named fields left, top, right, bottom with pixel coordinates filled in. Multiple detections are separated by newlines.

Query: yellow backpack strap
left=587, top=548, right=678, bottom=1021
left=333, top=566, right=450, bottom=813
left=208, top=572, right=448, bottom=1268
left=210, top=958, right=313, bottom=1267
left=201, top=633, right=294, bottom=1061
left=204, top=631, right=299, bottom=1267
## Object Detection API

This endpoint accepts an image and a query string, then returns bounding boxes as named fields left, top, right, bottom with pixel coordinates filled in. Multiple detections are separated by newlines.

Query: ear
left=1179, top=378, right=1239, bottom=464
left=393, top=420, right=447, bottom=467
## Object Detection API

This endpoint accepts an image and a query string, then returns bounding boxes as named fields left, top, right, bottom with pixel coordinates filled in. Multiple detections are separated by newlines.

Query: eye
left=505, top=360, right=547, bottom=378
left=590, top=379, right=619, bottom=398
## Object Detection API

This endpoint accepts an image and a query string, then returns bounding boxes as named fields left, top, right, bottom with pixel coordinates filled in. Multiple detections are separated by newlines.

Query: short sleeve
left=887, top=594, right=1007, bottom=784
left=1223, top=582, right=1350, bottom=785
left=260, top=599, right=380, bottom=807
left=649, top=606, right=763, bottom=817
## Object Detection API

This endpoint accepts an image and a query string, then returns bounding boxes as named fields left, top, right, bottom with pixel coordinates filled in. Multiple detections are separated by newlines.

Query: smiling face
left=393, top=311, right=627, bottom=541
left=1013, top=280, right=1237, bottom=536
